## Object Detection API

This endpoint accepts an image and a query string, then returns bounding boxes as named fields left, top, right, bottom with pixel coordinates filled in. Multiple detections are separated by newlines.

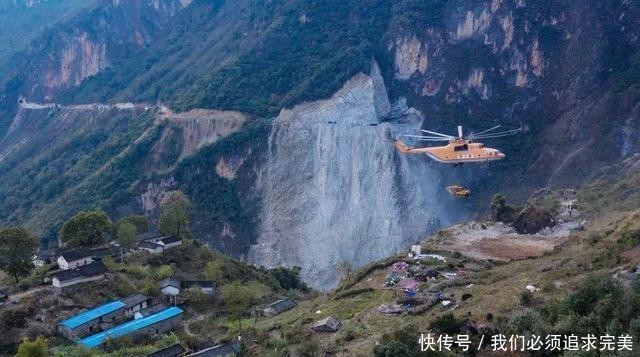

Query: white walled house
left=52, top=261, right=107, bottom=288
left=138, top=241, right=164, bottom=254
left=137, top=235, right=183, bottom=254
left=158, top=236, right=182, bottom=250
left=57, top=248, right=93, bottom=270
left=159, top=278, right=181, bottom=297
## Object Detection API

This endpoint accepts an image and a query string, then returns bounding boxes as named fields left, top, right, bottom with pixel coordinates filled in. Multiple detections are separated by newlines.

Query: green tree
left=187, top=287, right=207, bottom=306
left=0, top=227, right=38, bottom=283
left=490, top=194, right=516, bottom=223
left=16, top=336, right=48, bottom=357
left=204, top=259, right=224, bottom=283
left=158, top=191, right=192, bottom=239
left=115, top=221, right=137, bottom=262
left=269, top=266, right=307, bottom=290
left=59, top=210, right=112, bottom=247
left=155, top=265, right=174, bottom=280
left=116, top=215, right=149, bottom=234
left=221, top=282, right=253, bottom=344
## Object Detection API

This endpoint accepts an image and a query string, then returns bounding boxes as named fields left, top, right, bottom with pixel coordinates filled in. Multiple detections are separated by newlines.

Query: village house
left=51, top=261, right=108, bottom=288
left=138, top=235, right=183, bottom=254
left=259, top=298, right=297, bottom=316
left=135, top=303, right=168, bottom=319
left=138, top=241, right=165, bottom=254
left=121, top=293, right=151, bottom=318
left=160, top=278, right=181, bottom=297
left=78, top=307, right=183, bottom=348
left=90, top=247, right=115, bottom=261
left=185, top=341, right=240, bottom=357
left=157, top=235, right=183, bottom=249
left=136, top=232, right=165, bottom=243
left=58, top=300, right=127, bottom=340
left=32, top=249, right=56, bottom=267
left=183, top=280, right=216, bottom=296
left=147, top=343, right=187, bottom=357
left=57, top=248, right=93, bottom=270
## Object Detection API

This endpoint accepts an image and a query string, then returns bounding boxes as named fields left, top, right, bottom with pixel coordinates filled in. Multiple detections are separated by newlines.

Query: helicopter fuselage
left=395, top=138, right=505, bottom=164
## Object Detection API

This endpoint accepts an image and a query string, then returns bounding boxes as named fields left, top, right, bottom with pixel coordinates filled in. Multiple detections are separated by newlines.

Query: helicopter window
left=454, top=144, right=468, bottom=152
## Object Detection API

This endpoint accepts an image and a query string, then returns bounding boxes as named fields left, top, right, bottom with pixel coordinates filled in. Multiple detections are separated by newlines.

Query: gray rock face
left=249, top=64, right=446, bottom=290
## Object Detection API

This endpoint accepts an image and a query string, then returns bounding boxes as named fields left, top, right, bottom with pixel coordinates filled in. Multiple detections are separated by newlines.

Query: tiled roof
left=121, top=293, right=148, bottom=307
left=60, top=247, right=92, bottom=262
left=52, top=261, right=108, bottom=282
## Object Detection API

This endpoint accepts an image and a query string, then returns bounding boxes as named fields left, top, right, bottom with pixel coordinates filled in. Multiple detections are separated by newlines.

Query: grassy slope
left=253, top=169, right=640, bottom=356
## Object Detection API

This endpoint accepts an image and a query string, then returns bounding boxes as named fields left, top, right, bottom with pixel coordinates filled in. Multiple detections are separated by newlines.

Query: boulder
left=311, top=316, right=341, bottom=333
left=376, top=303, right=404, bottom=315
left=514, top=205, right=555, bottom=234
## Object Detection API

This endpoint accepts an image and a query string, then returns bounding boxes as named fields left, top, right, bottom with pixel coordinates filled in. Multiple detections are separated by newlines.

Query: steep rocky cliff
left=249, top=64, right=447, bottom=289
left=382, top=0, right=640, bottom=200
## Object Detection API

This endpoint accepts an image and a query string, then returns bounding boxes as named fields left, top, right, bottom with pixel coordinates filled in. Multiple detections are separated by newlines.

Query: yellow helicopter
left=395, top=125, right=521, bottom=164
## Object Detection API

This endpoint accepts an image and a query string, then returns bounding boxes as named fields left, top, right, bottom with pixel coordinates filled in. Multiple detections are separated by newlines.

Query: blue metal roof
left=59, top=301, right=126, bottom=329
left=78, top=307, right=183, bottom=348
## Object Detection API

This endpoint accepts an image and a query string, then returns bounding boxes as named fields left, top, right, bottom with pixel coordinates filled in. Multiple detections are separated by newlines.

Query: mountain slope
left=0, top=0, right=639, bottom=289
left=0, top=0, right=98, bottom=66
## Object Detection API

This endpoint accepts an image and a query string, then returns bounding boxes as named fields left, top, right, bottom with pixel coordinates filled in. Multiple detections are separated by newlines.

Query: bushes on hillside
left=498, top=274, right=640, bottom=339
left=513, top=204, right=555, bottom=234
left=269, top=266, right=308, bottom=291
left=490, top=194, right=517, bottom=223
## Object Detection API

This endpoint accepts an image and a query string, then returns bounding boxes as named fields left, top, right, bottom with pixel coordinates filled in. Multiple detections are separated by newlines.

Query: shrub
left=519, top=291, right=535, bottom=307
left=154, top=265, right=174, bottom=280
left=490, top=194, right=517, bottom=223
left=497, top=309, right=548, bottom=336
left=269, top=266, right=307, bottom=291
left=16, top=336, right=47, bottom=357
left=297, top=338, right=320, bottom=357
left=430, top=313, right=463, bottom=334
left=566, top=274, right=624, bottom=316
left=620, top=227, right=640, bottom=247
left=373, top=340, right=416, bottom=357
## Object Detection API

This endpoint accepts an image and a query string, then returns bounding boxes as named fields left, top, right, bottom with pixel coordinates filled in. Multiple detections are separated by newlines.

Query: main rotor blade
left=470, top=128, right=522, bottom=139
left=403, top=134, right=451, bottom=141
left=413, top=138, right=452, bottom=142
left=472, top=125, right=501, bottom=137
left=420, top=129, right=455, bottom=138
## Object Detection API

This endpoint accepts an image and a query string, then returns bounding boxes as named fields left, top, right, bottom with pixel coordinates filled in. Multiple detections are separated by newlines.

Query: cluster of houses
left=32, top=234, right=183, bottom=288
left=58, top=293, right=183, bottom=348
left=58, top=292, right=239, bottom=356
